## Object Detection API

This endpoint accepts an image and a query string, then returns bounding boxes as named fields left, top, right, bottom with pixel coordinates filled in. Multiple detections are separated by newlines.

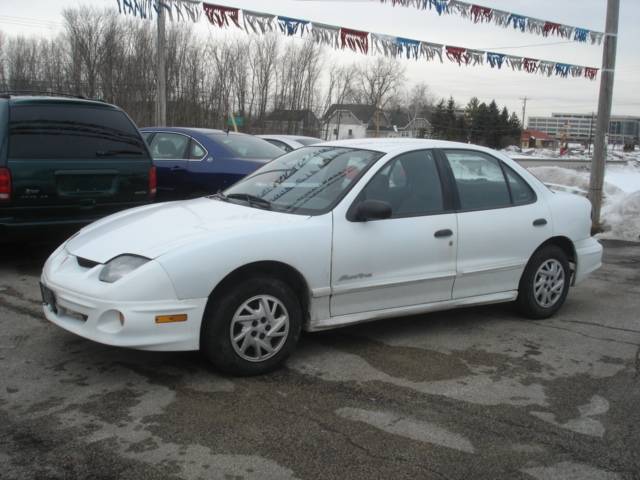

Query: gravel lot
left=1, top=239, right=639, bottom=480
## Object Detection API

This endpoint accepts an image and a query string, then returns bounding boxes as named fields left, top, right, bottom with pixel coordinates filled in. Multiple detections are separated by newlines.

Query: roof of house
left=324, top=104, right=380, bottom=123
left=522, top=129, right=555, bottom=141
left=265, top=109, right=319, bottom=123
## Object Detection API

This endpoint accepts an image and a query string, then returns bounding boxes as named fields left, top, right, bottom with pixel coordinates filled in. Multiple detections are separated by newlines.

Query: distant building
left=323, top=104, right=433, bottom=140
left=527, top=113, right=640, bottom=145
left=521, top=129, right=558, bottom=149
left=323, top=104, right=393, bottom=140
left=263, top=109, right=321, bottom=137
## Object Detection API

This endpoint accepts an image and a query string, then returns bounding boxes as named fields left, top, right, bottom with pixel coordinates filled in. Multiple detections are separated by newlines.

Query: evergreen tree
left=431, top=99, right=446, bottom=139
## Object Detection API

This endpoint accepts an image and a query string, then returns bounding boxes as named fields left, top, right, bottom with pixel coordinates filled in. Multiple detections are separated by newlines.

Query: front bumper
left=574, top=237, right=603, bottom=285
left=41, top=248, right=207, bottom=351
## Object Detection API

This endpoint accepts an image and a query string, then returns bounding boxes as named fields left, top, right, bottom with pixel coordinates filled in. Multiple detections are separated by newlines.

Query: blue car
left=140, top=127, right=284, bottom=200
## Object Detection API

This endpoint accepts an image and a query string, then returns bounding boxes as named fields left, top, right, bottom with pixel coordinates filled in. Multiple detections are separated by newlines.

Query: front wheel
left=517, top=245, right=571, bottom=319
left=201, top=276, right=302, bottom=376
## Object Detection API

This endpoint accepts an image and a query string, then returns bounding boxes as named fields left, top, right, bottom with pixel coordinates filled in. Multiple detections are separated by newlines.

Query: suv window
left=8, top=104, right=148, bottom=160
left=444, top=150, right=511, bottom=210
left=503, top=164, right=536, bottom=204
left=148, top=133, right=189, bottom=160
left=360, top=150, right=444, bottom=217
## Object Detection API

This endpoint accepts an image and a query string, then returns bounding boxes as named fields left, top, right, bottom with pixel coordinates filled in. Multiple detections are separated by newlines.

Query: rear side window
left=209, top=133, right=284, bottom=159
left=503, top=164, right=536, bottom=204
left=8, top=104, right=148, bottom=160
left=445, top=150, right=511, bottom=210
left=148, top=132, right=189, bottom=160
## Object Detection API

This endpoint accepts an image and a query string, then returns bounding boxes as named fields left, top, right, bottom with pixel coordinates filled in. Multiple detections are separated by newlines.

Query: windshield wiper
left=226, top=193, right=272, bottom=210
left=96, top=150, right=143, bottom=157
left=210, top=192, right=229, bottom=202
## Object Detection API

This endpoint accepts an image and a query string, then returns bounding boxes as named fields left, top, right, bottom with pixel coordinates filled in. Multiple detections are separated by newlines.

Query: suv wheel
left=201, top=276, right=302, bottom=376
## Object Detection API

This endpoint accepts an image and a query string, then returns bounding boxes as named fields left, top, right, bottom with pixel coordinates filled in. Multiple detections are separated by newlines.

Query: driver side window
left=359, top=150, right=445, bottom=218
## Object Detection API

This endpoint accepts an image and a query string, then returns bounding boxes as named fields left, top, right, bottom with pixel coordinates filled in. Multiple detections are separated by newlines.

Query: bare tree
left=353, top=56, right=406, bottom=108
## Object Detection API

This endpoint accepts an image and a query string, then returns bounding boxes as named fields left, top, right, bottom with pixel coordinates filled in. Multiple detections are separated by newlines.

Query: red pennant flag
left=523, top=58, right=540, bottom=73
left=470, top=5, right=493, bottom=23
left=203, top=3, right=241, bottom=28
left=584, top=67, right=599, bottom=80
left=446, top=46, right=467, bottom=65
left=340, top=28, right=369, bottom=54
left=543, top=22, right=561, bottom=37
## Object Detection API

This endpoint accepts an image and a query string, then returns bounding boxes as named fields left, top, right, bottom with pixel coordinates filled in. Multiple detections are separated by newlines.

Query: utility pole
left=156, top=5, right=167, bottom=127
left=588, top=112, right=595, bottom=154
left=588, top=0, right=619, bottom=232
left=520, top=97, right=528, bottom=129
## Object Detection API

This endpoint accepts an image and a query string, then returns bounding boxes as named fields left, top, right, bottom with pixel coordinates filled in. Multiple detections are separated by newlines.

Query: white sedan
left=257, top=134, right=323, bottom=152
left=41, top=139, right=603, bottom=375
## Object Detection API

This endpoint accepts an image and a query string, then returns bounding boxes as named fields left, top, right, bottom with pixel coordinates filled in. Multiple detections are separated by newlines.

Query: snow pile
left=528, top=166, right=640, bottom=242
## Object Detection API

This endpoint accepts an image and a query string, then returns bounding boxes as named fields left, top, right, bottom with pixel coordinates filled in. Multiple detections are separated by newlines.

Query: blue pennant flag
left=428, top=0, right=448, bottom=16
left=486, top=52, right=506, bottom=69
left=396, top=37, right=420, bottom=59
left=574, top=28, right=589, bottom=43
left=508, top=14, right=526, bottom=32
left=555, top=63, right=571, bottom=77
left=277, top=16, right=309, bottom=36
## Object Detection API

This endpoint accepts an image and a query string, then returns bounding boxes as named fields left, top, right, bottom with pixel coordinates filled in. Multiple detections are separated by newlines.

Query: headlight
left=99, top=255, right=150, bottom=283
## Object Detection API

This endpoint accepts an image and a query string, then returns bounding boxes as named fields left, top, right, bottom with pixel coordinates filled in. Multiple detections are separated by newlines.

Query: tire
left=200, top=276, right=302, bottom=376
left=517, top=245, right=571, bottom=320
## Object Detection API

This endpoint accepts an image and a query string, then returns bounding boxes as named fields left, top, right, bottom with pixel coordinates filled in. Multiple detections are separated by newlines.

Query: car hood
left=66, top=198, right=308, bottom=263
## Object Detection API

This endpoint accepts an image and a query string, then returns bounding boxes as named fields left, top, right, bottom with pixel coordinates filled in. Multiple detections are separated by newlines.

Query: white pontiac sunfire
left=41, top=139, right=603, bottom=375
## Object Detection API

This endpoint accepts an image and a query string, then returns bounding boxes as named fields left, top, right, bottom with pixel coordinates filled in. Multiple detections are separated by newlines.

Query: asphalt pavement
left=1, top=239, right=639, bottom=479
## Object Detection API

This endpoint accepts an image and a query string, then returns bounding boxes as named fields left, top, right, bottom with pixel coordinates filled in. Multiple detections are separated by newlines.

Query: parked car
left=41, top=139, right=603, bottom=376
left=0, top=94, right=155, bottom=242
left=257, top=134, right=323, bottom=152
left=141, top=127, right=284, bottom=200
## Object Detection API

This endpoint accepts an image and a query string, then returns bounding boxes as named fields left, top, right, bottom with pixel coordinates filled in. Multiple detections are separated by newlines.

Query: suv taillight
left=149, top=166, right=157, bottom=199
left=0, top=168, right=10, bottom=201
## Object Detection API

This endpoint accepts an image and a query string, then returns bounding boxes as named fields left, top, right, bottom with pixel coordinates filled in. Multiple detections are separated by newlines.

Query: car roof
left=259, top=134, right=320, bottom=141
left=6, top=95, right=117, bottom=109
left=318, top=138, right=499, bottom=155
left=140, top=126, right=240, bottom=136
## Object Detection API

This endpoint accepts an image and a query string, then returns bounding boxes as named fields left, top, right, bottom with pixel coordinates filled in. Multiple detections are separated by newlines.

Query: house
left=387, top=108, right=433, bottom=138
left=521, top=129, right=558, bottom=149
left=263, top=109, right=321, bottom=137
left=322, top=104, right=394, bottom=140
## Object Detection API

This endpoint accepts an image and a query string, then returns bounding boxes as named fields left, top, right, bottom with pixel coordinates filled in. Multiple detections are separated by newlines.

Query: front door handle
left=171, top=166, right=185, bottom=172
left=434, top=229, right=453, bottom=238
left=533, top=218, right=548, bottom=227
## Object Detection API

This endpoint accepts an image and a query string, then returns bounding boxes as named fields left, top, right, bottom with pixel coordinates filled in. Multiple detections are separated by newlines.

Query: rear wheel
left=517, top=245, right=571, bottom=319
left=201, top=276, right=302, bottom=376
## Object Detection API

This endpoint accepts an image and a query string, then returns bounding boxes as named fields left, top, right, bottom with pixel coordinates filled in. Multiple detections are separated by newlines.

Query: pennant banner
left=378, top=0, right=604, bottom=45
left=114, top=1, right=600, bottom=81
left=116, top=0, right=200, bottom=22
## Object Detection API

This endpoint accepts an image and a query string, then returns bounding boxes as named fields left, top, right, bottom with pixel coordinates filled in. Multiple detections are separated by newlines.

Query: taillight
left=149, top=166, right=157, bottom=199
left=0, top=168, right=10, bottom=201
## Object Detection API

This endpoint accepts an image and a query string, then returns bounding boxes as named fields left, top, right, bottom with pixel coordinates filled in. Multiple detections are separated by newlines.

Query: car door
left=330, top=150, right=458, bottom=317
left=147, top=132, right=190, bottom=199
left=440, top=149, right=553, bottom=299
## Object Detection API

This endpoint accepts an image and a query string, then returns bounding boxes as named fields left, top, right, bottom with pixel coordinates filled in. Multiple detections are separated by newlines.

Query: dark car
left=0, top=94, right=155, bottom=242
left=140, top=127, right=284, bottom=200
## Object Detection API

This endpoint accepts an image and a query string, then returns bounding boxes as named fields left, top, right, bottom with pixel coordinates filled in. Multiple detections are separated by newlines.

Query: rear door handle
left=434, top=229, right=453, bottom=238
left=533, top=218, right=548, bottom=227
left=171, top=166, right=185, bottom=172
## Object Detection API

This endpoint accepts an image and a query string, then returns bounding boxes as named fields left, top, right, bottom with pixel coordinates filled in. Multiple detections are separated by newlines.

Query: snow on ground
left=503, top=145, right=640, bottom=163
left=528, top=164, right=640, bottom=242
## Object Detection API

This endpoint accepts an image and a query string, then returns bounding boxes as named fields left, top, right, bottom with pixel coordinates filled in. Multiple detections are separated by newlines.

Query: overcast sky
left=1, top=0, right=638, bottom=121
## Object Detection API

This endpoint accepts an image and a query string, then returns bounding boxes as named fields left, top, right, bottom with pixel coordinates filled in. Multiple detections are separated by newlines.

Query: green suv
left=0, top=95, right=156, bottom=241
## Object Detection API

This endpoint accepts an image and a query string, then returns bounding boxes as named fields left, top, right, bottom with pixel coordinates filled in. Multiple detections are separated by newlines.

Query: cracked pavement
left=1, top=239, right=639, bottom=479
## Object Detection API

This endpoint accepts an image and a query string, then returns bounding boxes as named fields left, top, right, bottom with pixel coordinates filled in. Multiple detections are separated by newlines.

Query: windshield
left=208, top=133, right=284, bottom=159
left=222, top=146, right=383, bottom=215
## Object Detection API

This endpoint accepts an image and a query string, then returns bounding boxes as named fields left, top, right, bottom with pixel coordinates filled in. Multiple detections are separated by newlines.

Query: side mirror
left=350, top=199, right=392, bottom=222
